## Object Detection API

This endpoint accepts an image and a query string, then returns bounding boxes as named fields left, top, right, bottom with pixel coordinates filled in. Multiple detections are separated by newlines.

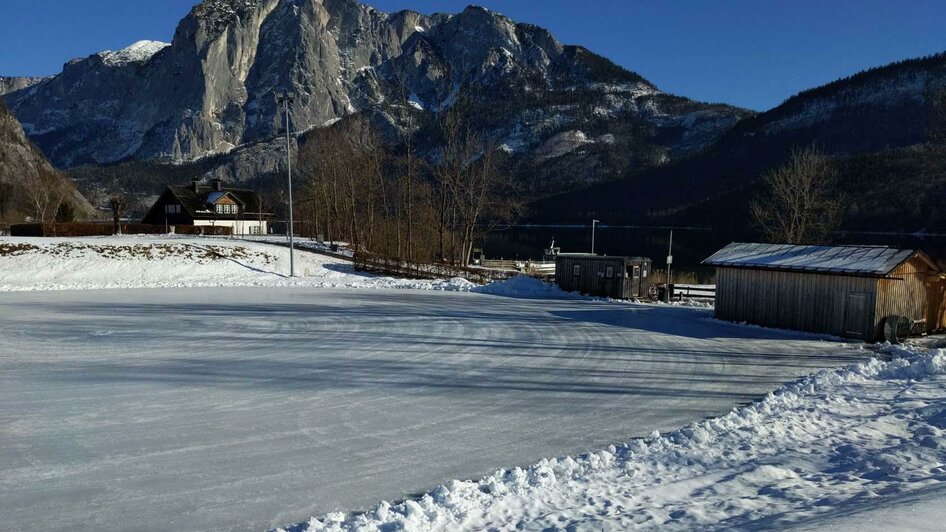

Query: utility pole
left=665, top=230, right=674, bottom=303
left=276, top=89, right=296, bottom=277
left=591, top=219, right=600, bottom=255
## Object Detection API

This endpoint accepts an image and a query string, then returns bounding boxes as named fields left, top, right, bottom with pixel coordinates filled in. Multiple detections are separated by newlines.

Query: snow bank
left=280, top=346, right=946, bottom=531
left=0, top=236, right=721, bottom=306
left=471, top=275, right=578, bottom=299
left=0, top=237, right=575, bottom=299
left=0, top=236, right=472, bottom=293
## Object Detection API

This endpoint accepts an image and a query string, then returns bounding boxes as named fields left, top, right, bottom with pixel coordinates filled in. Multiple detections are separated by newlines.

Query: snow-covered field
left=0, top=236, right=474, bottom=292
left=0, top=285, right=858, bottom=531
left=1, top=235, right=939, bottom=531
left=287, top=345, right=946, bottom=531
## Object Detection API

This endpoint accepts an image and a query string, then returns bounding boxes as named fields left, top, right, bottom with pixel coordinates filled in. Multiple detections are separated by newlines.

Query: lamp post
left=276, top=89, right=296, bottom=277
left=666, top=229, right=674, bottom=303
left=591, top=219, right=600, bottom=255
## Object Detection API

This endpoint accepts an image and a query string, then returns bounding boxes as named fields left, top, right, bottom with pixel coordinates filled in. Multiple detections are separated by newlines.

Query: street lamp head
left=275, top=89, right=296, bottom=104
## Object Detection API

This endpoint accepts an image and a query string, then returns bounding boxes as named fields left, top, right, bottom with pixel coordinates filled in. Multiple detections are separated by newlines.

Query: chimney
left=191, top=178, right=200, bottom=193
left=212, top=178, right=223, bottom=192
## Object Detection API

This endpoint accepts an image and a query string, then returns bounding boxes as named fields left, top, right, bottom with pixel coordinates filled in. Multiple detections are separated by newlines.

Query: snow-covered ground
left=0, top=285, right=859, bottom=531
left=286, top=345, right=946, bottom=531
left=3, top=235, right=939, bottom=531
left=0, top=236, right=472, bottom=292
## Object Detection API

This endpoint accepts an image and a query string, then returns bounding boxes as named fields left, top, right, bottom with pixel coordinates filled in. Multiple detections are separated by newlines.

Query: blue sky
left=1, top=0, right=943, bottom=110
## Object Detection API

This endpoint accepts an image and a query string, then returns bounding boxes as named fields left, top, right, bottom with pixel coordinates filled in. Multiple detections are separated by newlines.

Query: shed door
left=844, top=293, right=869, bottom=337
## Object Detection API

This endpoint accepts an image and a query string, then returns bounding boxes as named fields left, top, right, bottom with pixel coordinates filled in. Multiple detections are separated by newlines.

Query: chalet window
left=633, top=265, right=641, bottom=279
left=165, top=204, right=180, bottom=214
left=573, top=264, right=581, bottom=277
left=605, top=266, right=614, bottom=278
left=642, top=268, right=648, bottom=278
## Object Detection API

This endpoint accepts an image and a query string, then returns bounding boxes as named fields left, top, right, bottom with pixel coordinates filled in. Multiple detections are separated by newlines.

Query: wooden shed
left=704, top=243, right=946, bottom=341
left=555, top=254, right=652, bottom=299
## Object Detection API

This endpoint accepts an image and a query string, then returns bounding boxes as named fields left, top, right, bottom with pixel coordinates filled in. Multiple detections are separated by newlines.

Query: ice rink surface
left=0, top=287, right=861, bottom=531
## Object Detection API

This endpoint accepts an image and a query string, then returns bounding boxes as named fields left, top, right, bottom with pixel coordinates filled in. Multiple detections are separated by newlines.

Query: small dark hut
left=554, top=254, right=652, bottom=299
left=704, top=243, right=946, bottom=341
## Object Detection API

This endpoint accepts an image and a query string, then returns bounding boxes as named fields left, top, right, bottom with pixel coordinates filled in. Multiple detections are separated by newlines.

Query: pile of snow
left=0, top=236, right=473, bottom=292
left=472, top=275, right=579, bottom=299
left=0, top=237, right=586, bottom=300
left=98, top=40, right=170, bottom=66
left=280, top=345, right=946, bottom=531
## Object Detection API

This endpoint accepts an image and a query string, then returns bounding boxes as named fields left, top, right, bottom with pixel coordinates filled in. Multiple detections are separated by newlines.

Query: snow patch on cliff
left=99, top=40, right=170, bottom=67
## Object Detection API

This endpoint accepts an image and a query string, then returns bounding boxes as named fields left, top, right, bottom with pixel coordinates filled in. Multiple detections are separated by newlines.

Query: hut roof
left=555, top=254, right=649, bottom=262
left=703, top=243, right=935, bottom=276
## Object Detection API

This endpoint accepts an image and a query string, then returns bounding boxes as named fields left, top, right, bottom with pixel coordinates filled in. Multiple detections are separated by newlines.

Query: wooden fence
left=355, top=252, right=516, bottom=284
left=673, top=284, right=716, bottom=300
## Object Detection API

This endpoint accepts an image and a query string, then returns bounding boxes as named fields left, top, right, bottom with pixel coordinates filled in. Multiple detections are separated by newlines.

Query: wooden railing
left=354, top=252, right=516, bottom=284
left=672, top=284, right=716, bottom=300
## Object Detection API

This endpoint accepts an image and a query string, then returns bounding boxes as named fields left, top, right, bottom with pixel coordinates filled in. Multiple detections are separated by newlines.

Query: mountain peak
left=7, top=0, right=747, bottom=193
left=98, top=40, right=171, bottom=67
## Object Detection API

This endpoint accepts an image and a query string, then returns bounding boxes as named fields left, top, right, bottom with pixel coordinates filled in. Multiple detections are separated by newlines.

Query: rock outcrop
left=4, top=0, right=749, bottom=194
left=0, top=101, right=96, bottom=221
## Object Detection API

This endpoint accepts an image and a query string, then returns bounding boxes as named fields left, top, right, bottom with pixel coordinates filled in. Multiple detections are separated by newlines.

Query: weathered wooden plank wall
left=716, top=267, right=877, bottom=338
left=554, top=257, right=652, bottom=299
left=876, top=257, right=930, bottom=336
left=927, top=277, right=946, bottom=331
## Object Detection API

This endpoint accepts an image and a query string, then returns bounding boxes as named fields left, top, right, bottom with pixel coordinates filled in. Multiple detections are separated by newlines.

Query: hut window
left=606, top=266, right=614, bottom=278
left=573, top=264, right=581, bottom=276
left=164, top=204, right=181, bottom=214
left=642, top=268, right=648, bottom=278
left=633, top=265, right=641, bottom=278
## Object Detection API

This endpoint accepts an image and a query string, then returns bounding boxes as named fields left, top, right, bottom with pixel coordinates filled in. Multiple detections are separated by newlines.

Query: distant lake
left=485, top=225, right=946, bottom=284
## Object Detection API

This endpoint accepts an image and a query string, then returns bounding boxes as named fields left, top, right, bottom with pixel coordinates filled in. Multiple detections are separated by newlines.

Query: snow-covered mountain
left=2, top=0, right=748, bottom=192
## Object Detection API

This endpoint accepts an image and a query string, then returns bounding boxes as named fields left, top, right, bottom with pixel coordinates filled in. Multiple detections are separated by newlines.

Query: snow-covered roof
left=703, top=243, right=932, bottom=276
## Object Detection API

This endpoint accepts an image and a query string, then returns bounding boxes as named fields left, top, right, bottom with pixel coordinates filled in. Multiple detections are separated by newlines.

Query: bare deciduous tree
left=22, top=166, right=68, bottom=223
left=751, top=145, right=841, bottom=244
left=434, top=105, right=520, bottom=265
left=109, top=193, right=127, bottom=234
left=296, top=103, right=519, bottom=266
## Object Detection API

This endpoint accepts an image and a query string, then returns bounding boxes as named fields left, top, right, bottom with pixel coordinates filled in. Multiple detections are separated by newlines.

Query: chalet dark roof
left=703, top=242, right=933, bottom=276
left=168, top=185, right=262, bottom=218
left=555, top=254, right=650, bottom=262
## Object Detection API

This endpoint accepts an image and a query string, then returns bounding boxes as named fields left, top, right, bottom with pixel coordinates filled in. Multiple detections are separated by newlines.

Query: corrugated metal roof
left=703, top=243, right=920, bottom=276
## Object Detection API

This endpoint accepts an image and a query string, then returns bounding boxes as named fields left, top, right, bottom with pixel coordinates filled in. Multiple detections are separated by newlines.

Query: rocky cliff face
left=0, top=76, right=49, bottom=96
left=3, top=0, right=749, bottom=193
left=0, top=102, right=96, bottom=221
